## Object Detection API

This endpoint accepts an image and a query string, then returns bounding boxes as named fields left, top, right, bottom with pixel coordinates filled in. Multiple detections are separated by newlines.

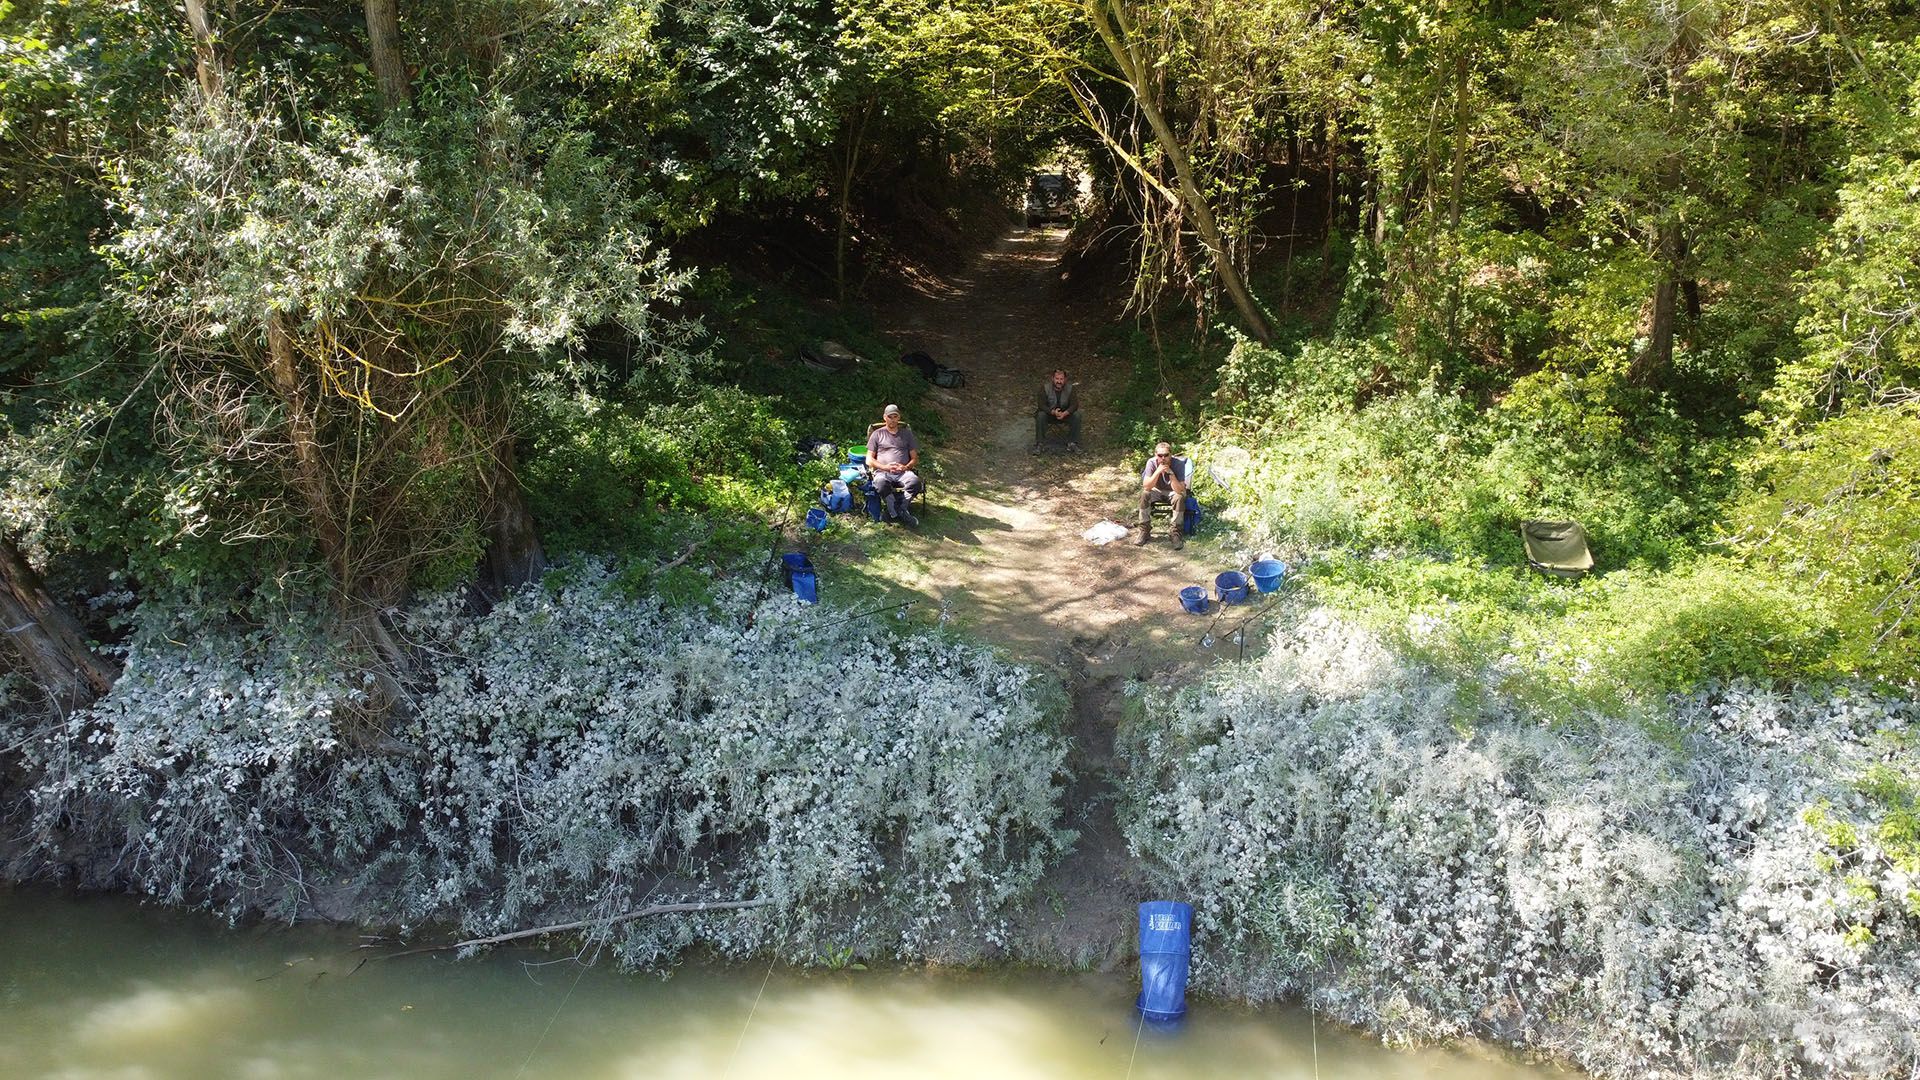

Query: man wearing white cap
left=865, top=404, right=923, bottom=527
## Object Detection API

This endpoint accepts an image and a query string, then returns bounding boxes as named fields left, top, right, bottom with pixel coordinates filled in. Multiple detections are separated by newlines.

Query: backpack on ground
left=898, top=351, right=938, bottom=380
left=932, top=365, right=967, bottom=388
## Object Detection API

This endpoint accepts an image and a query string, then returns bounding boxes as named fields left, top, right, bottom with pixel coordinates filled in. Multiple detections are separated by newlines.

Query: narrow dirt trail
left=861, top=227, right=1235, bottom=964
left=869, top=229, right=1218, bottom=676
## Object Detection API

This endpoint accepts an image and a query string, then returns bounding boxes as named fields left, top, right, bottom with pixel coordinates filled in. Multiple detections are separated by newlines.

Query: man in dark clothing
left=1033, top=369, right=1082, bottom=453
left=1135, top=441, right=1189, bottom=549
left=866, top=404, right=923, bottom=527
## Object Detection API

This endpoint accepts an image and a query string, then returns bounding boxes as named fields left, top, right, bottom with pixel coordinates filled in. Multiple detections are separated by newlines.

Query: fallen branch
left=369, top=898, right=773, bottom=962
left=656, top=537, right=707, bottom=573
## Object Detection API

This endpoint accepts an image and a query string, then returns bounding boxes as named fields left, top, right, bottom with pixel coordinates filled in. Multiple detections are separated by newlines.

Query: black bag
left=793, top=436, right=836, bottom=464
left=932, top=365, right=967, bottom=388
left=898, top=351, right=938, bottom=380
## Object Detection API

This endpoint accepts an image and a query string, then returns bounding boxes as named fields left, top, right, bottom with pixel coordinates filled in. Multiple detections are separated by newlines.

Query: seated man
left=1033, top=368, right=1082, bottom=453
left=866, top=403, right=924, bottom=527
left=1134, top=441, right=1189, bottom=549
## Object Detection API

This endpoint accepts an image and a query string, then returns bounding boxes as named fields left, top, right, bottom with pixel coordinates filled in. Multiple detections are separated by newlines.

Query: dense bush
left=3, top=564, right=1071, bottom=961
left=1119, top=611, right=1920, bottom=1078
left=1210, top=339, right=1738, bottom=567
left=1733, top=403, right=1920, bottom=680
left=1192, top=327, right=1881, bottom=698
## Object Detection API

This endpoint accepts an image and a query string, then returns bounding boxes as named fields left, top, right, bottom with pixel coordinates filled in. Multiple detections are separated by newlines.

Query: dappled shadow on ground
left=842, top=229, right=1258, bottom=677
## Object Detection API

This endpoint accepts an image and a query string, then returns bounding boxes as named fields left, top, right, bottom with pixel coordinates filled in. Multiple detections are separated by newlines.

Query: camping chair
left=865, top=422, right=930, bottom=517
left=1521, top=520, right=1594, bottom=578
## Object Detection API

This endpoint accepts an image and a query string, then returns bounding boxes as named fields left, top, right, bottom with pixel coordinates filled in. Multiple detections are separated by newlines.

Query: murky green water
left=0, top=887, right=1573, bottom=1079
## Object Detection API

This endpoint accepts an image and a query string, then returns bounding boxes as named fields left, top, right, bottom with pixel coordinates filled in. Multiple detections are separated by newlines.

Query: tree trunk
left=363, top=0, right=411, bottom=112
left=1633, top=222, right=1683, bottom=385
left=476, top=440, right=547, bottom=603
left=833, top=101, right=872, bottom=306
left=264, top=315, right=347, bottom=586
left=183, top=0, right=222, bottom=99
left=1324, top=113, right=1338, bottom=263
left=1447, top=50, right=1470, bottom=232
left=1085, top=0, right=1272, bottom=344
left=0, top=537, right=118, bottom=715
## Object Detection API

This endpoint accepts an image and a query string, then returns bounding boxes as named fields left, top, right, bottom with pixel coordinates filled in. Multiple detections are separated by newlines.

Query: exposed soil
left=851, top=227, right=1254, bottom=967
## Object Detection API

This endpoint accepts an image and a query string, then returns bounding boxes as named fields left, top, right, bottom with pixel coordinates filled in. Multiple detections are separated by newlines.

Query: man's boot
left=1133, top=521, right=1151, bottom=546
left=1170, top=519, right=1185, bottom=550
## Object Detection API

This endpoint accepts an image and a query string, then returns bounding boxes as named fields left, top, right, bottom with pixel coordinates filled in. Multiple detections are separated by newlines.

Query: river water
left=0, top=887, right=1574, bottom=1079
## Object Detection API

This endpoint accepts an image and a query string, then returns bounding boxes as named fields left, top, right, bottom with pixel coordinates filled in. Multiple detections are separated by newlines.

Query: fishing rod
left=743, top=497, right=798, bottom=630
left=814, top=598, right=918, bottom=629
left=1199, top=557, right=1294, bottom=657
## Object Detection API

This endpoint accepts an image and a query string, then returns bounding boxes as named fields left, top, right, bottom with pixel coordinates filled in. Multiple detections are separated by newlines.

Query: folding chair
left=1521, top=520, right=1594, bottom=578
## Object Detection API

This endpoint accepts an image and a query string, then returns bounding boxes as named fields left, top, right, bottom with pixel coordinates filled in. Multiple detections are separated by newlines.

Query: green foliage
left=524, top=386, right=798, bottom=562
left=1298, top=551, right=1837, bottom=713
left=1537, top=557, right=1838, bottom=695
left=1733, top=403, right=1920, bottom=677
left=1769, top=42, right=1920, bottom=426
left=569, top=0, right=843, bottom=229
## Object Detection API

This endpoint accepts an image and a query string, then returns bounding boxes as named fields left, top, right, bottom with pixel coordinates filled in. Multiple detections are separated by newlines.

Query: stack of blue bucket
left=781, top=552, right=817, bottom=604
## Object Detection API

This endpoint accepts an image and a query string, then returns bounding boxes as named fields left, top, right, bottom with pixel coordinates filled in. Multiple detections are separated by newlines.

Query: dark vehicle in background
left=1024, top=173, right=1076, bottom=227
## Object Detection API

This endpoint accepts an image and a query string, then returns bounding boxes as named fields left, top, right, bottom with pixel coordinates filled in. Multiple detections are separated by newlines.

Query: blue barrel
left=1136, top=901, right=1192, bottom=1021
left=1249, top=559, right=1286, bottom=593
left=1178, top=586, right=1209, bottom=615
left=1215, top=570, right=1249, bottom=605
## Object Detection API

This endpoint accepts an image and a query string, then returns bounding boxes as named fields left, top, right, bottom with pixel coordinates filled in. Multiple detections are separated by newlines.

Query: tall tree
left=182, top=0, right=222, bottom=98
left=363, top=0, right=412, bottom=112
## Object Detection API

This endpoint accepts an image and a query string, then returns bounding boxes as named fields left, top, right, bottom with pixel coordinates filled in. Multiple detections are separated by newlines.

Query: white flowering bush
left=3, top=563, right=1070, bottom=961
left=1120, top=610, right=1920, bottom=1078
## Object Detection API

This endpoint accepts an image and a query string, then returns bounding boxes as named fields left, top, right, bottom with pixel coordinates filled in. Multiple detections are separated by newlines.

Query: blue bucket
left=781, top=552, right=810, bottom=585
left=1215, top=570, right=1250, bottom=605
left=847, top=449, right=867, bottom=467
left=804, top=508, right=829, bottom=531
left=1178, top=586, right=1209, bottom=615
left=1249, top=559, right=1286, bottom=593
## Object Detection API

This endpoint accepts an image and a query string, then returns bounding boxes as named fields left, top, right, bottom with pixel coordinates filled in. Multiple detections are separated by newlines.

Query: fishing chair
left=1520, top=519, right=1594, bottom=578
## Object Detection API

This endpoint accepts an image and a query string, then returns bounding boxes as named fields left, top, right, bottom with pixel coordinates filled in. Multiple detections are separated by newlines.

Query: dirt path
left=855, top=227, right=1239, bottom=965
left=867, top=229, right=1222, bottom=675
